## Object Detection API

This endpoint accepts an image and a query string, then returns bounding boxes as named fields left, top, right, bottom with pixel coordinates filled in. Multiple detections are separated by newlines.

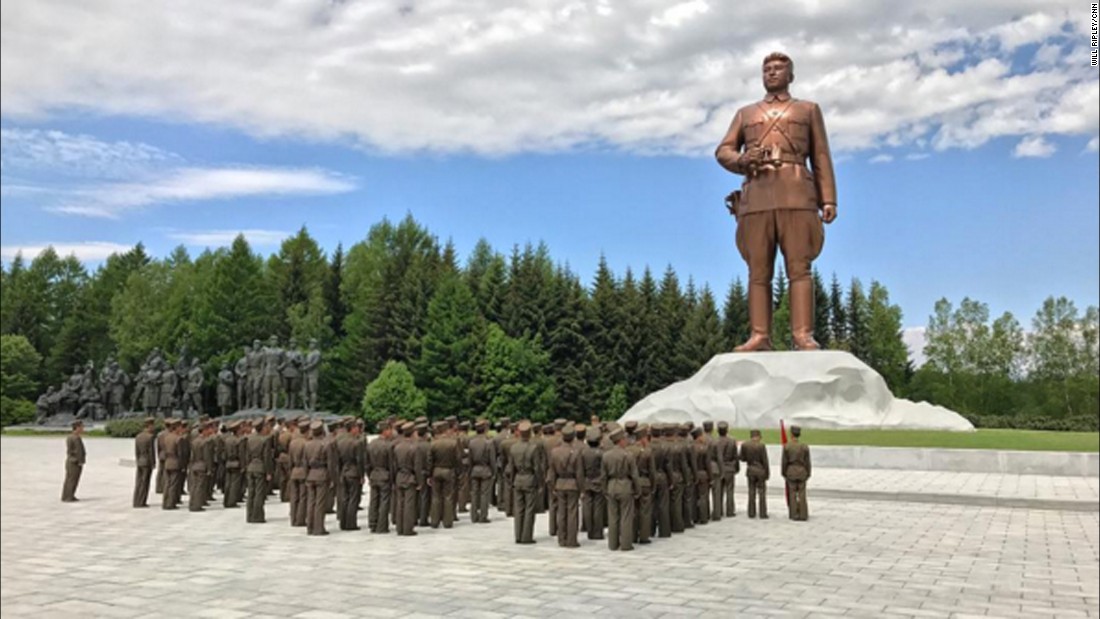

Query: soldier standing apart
left=393, top=423, right=422, bottom=536
left=467, top=419, right=496, bottom=523
left=133, top=418, right=156, bottom=508
left=337, top=419, right=365, bottom=530
left=741, top=429, right=770, bottom=519
left=245, top=419, right=274, bottom=523
left=61, top=420, right=86, bottom=502
left=716, top=422, right=740, bottom=517
left=629, top=425, right=656, bottom=544
left=367, top=422, right=396, bottom=533
left=603, top=428, right=641, bottom=551
left=548, top=424, right=585, bottom=548
left=781, top=425, right=811, bottom=521
left=508, top=421, right=540, bottom=544
left=581, top=427, right=605, bottom=540
left=303, top=421, right=337, bottom=535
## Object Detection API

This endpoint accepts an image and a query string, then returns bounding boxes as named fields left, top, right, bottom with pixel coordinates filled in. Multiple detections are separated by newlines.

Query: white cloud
left=48, top=167, right=356, bottom=218
left=869, top=154, right=894, bottom=164
left=0, top=128, right=178, bottom=178
left=0, top=1, right=1094, bottom=156
left=0, top=241, right=134, bottom=262
left=166, top=228, right=289, bottom=248
left=1012, top=135, right=1056, bottom=158
left=905, top=153, right=931, bottom=160
left=902, top=326, right=928, bottom=367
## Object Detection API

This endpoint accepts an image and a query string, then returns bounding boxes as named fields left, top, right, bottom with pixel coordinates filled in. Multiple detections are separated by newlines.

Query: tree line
left=1, top=215, right=1097, bottom=430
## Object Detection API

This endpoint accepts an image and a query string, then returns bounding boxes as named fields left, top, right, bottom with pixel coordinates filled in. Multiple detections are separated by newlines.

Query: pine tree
left=477, top=324, right=557, bottom=422
left=865, top=281, right=908, bottom=389
left=847, top=278, right=870, bottom=362
left=722, top=278, right=749, bottom=351
left=828, top=273, right=848, bottom=350
left=546, top=270, right=597, bottom=420
left=361, top=360, right=428, bottom=424
left=324, top=243, right=347, bottom=339
left=771, top=269, right=791, bottom=350
left=635, top=267, right=663, bottom=396
left=678, top=285, right=725, bottom=372
left=657, top=266, right=690, bottom=382
left=191, top=235, right=274, bottom=362
left=813, top=269, right=831, bottom=348
left=412, top=275, right=481, bottom=420
left=589, top=255, right=622, bottom=406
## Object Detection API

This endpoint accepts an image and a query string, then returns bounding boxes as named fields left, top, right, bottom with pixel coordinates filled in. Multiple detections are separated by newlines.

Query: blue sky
left=2, top=1, right=1098, bottom=358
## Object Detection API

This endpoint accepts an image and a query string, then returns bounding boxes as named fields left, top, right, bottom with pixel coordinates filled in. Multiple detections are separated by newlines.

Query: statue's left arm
left=809, top=103, right=837, bottom=215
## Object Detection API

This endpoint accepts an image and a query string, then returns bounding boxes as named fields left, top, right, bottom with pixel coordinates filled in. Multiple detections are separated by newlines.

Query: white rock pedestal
left=618, top=351, right=974, bottom=431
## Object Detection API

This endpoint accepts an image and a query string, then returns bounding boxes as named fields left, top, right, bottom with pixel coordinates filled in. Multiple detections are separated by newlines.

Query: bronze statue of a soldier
left=301, top=339, right=322, bottom=412
left=716, top=52, right=837, bottom=351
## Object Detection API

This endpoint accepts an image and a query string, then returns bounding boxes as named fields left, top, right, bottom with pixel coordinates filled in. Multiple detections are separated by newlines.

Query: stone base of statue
left=217, top=407, right=339, bottom=423
left=618, top=351, right=974, bottom=431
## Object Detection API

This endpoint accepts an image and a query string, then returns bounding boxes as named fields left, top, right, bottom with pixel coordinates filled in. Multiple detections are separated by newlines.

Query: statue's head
left=762, top=51, right=794, bottom=93
left=191, top=357, right=200, bottom=367
left=253, top=339, right=262, bottom=347
left=268, top=335, right=279, bottom=345
left=309, top=338, right=319, bottom=348
left=288, top=337, right=298, bottom=348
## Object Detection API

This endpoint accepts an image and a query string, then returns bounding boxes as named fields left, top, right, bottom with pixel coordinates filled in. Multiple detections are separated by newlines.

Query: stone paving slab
left=3, top=436, right=1099, bottom=619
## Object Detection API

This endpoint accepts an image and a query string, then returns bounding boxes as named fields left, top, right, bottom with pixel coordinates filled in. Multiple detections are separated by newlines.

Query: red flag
left=780, top=419, right=790, bottom=507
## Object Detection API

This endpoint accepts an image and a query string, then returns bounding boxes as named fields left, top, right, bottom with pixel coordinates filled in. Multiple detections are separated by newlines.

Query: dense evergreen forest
left=2, top=215, right=1097, bottom=430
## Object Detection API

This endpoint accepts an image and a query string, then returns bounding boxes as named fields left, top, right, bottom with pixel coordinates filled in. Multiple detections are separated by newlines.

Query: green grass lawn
left=737, top=428, right=1099, bottom=452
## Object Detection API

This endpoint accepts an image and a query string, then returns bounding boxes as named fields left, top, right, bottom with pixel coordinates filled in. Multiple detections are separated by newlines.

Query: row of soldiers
left=93, top=414, right=812, bottom=545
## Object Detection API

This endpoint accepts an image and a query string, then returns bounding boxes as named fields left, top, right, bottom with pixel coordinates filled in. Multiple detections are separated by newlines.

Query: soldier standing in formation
left=302, top=421, right=336, bottom=535
left=133, top=418, right=156, bottom=508
left=393, top=422, right=421, bottom=536
left=245, top=419, right=274, bottom=523
left=581, top=427, right=605, bottom=540
left=367, top=421, right=396, bottom=532
left=781, top=425, right=811, bottom=521
left=61, top=420, right=86, bottom=502
left=741, top=429, right=769, bottom=519
left=188, top=421, right=215, bottom=512
left=429, top=421, right=460, bottom=529
left=548, top=423, right=584, bottom=548
left=287, top=418, right=310, bottom=525
left=467, top=420, right=496, bottom=523
left=508, top=421, right=540, bottom=544
left=336, top=418, right=365, bottom=531
left=602, top=427, right=640, bottom=551
left=716, top=422, right=740, bottom=517
left=161, top=419, right=185, bottom=509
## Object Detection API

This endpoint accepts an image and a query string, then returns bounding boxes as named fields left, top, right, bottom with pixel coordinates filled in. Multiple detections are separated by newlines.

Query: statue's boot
left=735, top=282, right=773, bottom=352
left=790, top=278, right=820, bottom=351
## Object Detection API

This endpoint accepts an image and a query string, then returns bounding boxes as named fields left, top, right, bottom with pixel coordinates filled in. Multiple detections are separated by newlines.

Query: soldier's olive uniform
left=393, top=434, right=422, bottom=536
left=288, top=429, right=309, bottom=526
left=367, top=435, right=395, bottom=533
left=492, top=427, right=511, bottom=508
left=245, top=430, right=274, bottom=523
left=548, top=436, right=584, bottom=547
left=498, top=433, right=517, bottom=516
left=133, top=427, right=155, bottom=507
left=429, top=434, right=461, bottom=529
left=162, top=431, right=183, bottom=509
left=304, top=429, right=339, bottom=535
left=508, top=436, right=541, bottom=544
left=602, top=441, right=641, bottom=551
left=155, top=428, right=169, bottom=494
left=627, top=439, right=656, bottom=544
left=581, top=438, right=605, bottom=540
left=223, top=430, right=244, bottom=508
left=691, top=438, right=711, bottom=524
left=416, top=435, right=432, bottom=526
left=667, top=433, right=688, bottom=533
left=651, top=429, right=673, bottom=538
left=781, top=440, right=811, bottom=521
left=467, top=433, right=496, bottom=523
left=336, top=432, right=364, bottom=530
left=188, top=433, right=213, bottom=512
left=741, top=439, right=770, bottom=518
left=706, top=433, right=725, bottom=521
left=717, top=433, right=740, bottom=517
left=276, top=429, right=294, bottom=502
left=61, top=430, right=86, bottom=502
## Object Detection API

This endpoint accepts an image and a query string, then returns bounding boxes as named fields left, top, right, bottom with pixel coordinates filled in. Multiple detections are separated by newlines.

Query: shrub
left=0, top=396, right=36, bottom=427
left=105, top=417, right=166, bottom=438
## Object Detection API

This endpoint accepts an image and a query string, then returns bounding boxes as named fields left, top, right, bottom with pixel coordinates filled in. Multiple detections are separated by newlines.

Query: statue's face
left=762, top=59, right=792, bottom=92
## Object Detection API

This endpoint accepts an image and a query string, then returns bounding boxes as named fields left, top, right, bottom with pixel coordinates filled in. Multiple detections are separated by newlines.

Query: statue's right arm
left=715, top=110, right=747, bottom=175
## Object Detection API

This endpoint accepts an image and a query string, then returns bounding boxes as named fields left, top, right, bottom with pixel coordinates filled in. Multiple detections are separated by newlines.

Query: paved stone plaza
left=2, top=436, right=1098, bottom=619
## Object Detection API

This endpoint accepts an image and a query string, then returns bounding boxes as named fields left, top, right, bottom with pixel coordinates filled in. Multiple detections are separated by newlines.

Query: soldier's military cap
left=718, top=421, right=729, bottom=430
left=686, top=421, right=695, bottom=430
left=444, top=415, right=457, bottom=424
left=554, top=418, right=567, bottom=428
left=678, top=424, right=690, bottom=436
left=252, top=418, right=266, bottom=429
left=574, top=423, right=587, bottom=435
left=790, top=425, right=801, bottom=437
left=542, top=424, right=553, bottom=434
left=637, top=424, right=650, bottom=438
left=750, top=429, right=761, bottom=437
left=310, top=420, right=324, bottom=433
left=458, top=420, right=470, bottom=430
left=71, top=420, right=84, bottom=429
left=327, top=421, right=341, bottom=432
left=344, top=418, right=357, bottom=430
left=475, top=419, right=488, bottom=430
left=414, top=416, right=428, bottom=424
left=401, top=422, right=416, bottom=435
left=561, top=424, right=576, bottom=439
left=500, top=417, right=512, bottom=425
left=517, top=421, right=532, bottom=436
left=703, top=420, right=714, bottom=430
left=531, top=422, right=542, bottom=432
left=691, top=426, right=704, bottom=438
left=264, top=414, right=275, bottom=424
left=609, top=427, right=625, bottom=443
left=585, top=427, right=601, bottom=443
left=298, top=419, right=311, bottom=430
left=625, top=420, right=638, bottom=432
